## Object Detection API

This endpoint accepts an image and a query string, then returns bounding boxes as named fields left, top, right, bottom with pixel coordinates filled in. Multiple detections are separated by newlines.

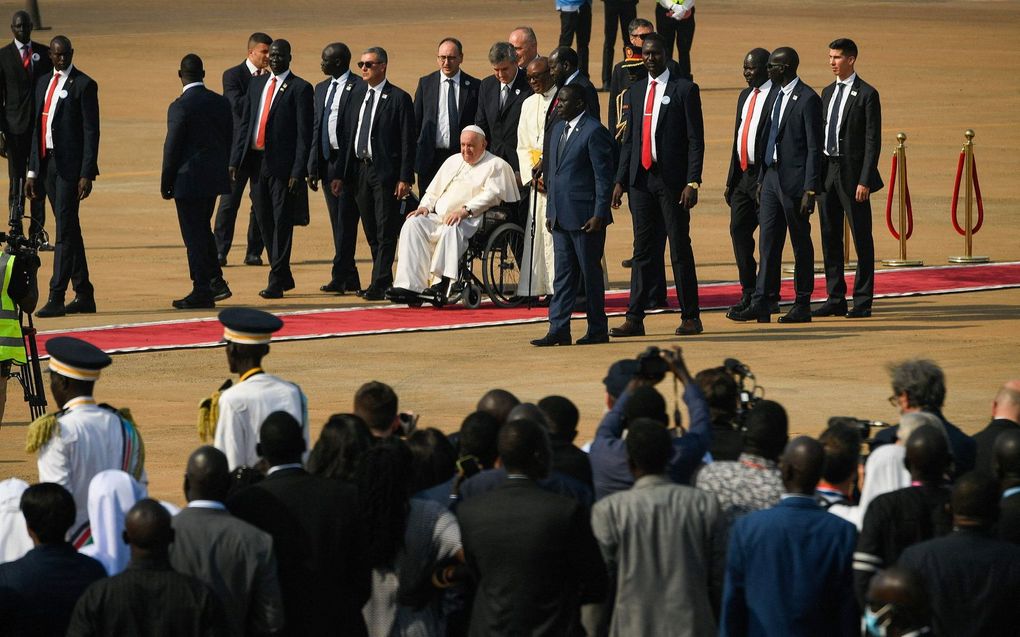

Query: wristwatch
left=804, top=190, right=816, bottom=197
left=686, top=182, right=699, bottom=190
left=463, top=206, right=473, bottom=217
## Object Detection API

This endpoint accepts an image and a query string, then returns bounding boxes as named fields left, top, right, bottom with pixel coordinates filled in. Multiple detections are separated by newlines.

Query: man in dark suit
left=549, top=46, right=600, bottom=123
left=0, top=10, right=51, bottom=237
left=414, top=37, right=479, bottom=195
left=213, top=33, right=269, bottom=268
left=169, top=446, right=284, bottom=637
left=724, top=48, right=777, bottom=317
left=475, top=41, right=531, bottom=184
left=974, top=379, right=1020, bottom=473
left=229, top=39, right=312, bottom=300
left=814, top=38, right=883, bottom=319
left=457, top=418, right=607, bottom=636
left=228, top=411, right=370, bottom=637
left=720, top=436, right=859, bottom=637
left=728, top=46, right=823, bottom=324
left=26, top=36, right=99, bottom=318
left=532, top=85, right=613, bottom=347
left=308, top=42, right=363, bottom=295
left=610, top=33, right=705, bottom=338
left=0, top=483, right=106, bottom=636
left=993, top=430, right=1020, bottom=544
left=161, top=54, right=233, bottom=310
left=337, top=46, right=414, bottom=301
left=654, top=0, right=695, bottom=79
left=599, top=0, right=638, bottom=91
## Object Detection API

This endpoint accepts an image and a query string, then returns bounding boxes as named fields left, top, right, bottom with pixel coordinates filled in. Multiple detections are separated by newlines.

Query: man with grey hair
left=974, top=379, right=1020, bottom=473
left=509, top=26, right=539, bottom=69
left=475, top=42, right=531, bottom=184
left=871, top=358, right=976, bottom=476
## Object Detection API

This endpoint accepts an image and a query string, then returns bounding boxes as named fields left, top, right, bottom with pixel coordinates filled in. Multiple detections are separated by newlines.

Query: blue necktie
left=764, top=91, right=784, bottom=167
left=826, top=82, right=845, bottom=156
left=321, top=80, right=338, bottom=158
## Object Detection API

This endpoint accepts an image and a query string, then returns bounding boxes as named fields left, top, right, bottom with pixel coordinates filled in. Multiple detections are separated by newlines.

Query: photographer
left=0, top=244, right=38, bottom=423
left=590, top=347, right=711, bottom=500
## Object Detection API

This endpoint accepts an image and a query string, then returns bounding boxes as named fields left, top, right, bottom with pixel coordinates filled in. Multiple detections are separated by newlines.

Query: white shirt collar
left=649, top=68, right=670, bottom=85
left=755, top=79, right=773, bottom=93
left=187, top=500, right=226, bottom=510
left=566, top=112, right=584, bottom=130
left=565, top=69, right=581, bottom=86
left=836, top=72, right=856, bottom=87
left=500, top=68, right=518, bottom=90
left=542, top=85, right=558, bottom=99
left=332, top=70, right=350, bottom=85
left=52, top=63, right=74, bottom=78
left=182, top=81, right=204, bottom=94
left=267, top=463, right=303, bottom=475
left=441, top=70, right=462, bottom=83
left=14, top=38, right=29, bottom=50
left=781, top=76, right=800, bottom=95
left=367, top=78, right=387, bottom=92
left=271, top=69, right=290, bottom=83
left=245, top=59, right=260, bottom=75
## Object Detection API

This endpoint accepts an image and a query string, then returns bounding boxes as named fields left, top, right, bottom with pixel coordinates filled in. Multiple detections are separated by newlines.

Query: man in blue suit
left=720, top=436, right=858, bottom=637
left=161, top=54, right=233, bottom=309
left=531, top=84, right=613, bottom=346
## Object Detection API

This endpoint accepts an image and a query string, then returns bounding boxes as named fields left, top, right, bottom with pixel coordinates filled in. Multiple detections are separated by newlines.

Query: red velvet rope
left=885, top=153, right=914, bottom=240
left=951, top=151, right=984, bottom=236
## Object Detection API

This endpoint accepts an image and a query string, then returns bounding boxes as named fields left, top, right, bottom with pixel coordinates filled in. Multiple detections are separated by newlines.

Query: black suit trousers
left=353, top=161, right=403, bottom=291
left=174, top=196, right=222, bottom=297
left=5, top=130, right=45, bottom=235
left=41, top=156, right=93, bottom=298
left=601, top=2, right=637, bottom=86
left=549, top=225, right=607, bottom=338
left=321, top=161, right=362, bottom=289
left=249, top=152, right=296, bottom=292
left=627, top=166, right=700, bottom=321
left=729, top=167, right=760, bottom=298
left=655, top=5, right=695, bottom=79
left=213, top=155, right=264, bottom=260
left=755, top=166, right=814, bottom=306
left=559, top=4, right=592, bottom=78
left=821, top=158, right=874, bottom=309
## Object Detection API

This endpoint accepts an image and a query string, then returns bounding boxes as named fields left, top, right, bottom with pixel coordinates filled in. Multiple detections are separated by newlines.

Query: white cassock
left=516, top=86, right=558, bottom=297
left=214, top=373, right=309, bottom=470
left=393, top=150, right=520, bottom=292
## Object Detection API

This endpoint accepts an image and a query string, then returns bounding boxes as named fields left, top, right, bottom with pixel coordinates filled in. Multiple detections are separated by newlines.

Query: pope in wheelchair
left=386, top=125, right=520, bottom=304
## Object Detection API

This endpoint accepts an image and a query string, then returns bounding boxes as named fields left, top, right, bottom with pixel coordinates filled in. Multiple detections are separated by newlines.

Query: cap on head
left=218, top=307, right=283, bottom=345
left=45, top=337, right=112, bottom=381
left=462, top=124, right=486, bottom=139
left=603, top=359, right=640, bottom=399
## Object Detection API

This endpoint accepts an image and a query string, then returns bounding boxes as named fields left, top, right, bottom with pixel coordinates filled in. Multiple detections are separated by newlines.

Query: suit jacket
left=545, top=113, right=614, bottom=231
left=222, top=62, right=255, bottom=135
left=169, top=506, right=284, bottom=637
left=231, top=71, right=313, bottom=180
left=0, top=41, right=52, bottom=135
left=161, top=84, right=233, bottom=199
left=474, top=69, right=531, bottom=172
left=756, top=79, right=823, bottom=199
left=308, top=73, right=362, bottom=181
left=821, top=75, right=883, bottom=193
left=725, top=83, right=772, bottom=189
left=973, top=418, right=1019, bottom=474
left=341, top=80, right=415, bottom=188
left=227, top=467, right=370, bottom=637
left=457, top=478, right=608, bottom=637
left=28, top=67, right=100, bottom=181
left=616, top=73, right=704, bottom=193
left=720, top=496, right=858, bottom=637
left=459, top=467, right=593, bottom=509
left=413, top=70, right=479, bottom=173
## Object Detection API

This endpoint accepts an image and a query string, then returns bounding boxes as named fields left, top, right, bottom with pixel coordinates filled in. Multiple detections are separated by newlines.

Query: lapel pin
left=382, top=93, right=389, bottom=100
left=661, top=95, right=671, bottom=105
left=515, top=88, right=520, bottom=95
left=465, top=80, right=470, bottom=86
left=31, top=52, right=39, bottom=61
left=850, top=90, right=858, bottom=96
left=792, top=94, right=799, bottom=101
left=59, top=89, right=68, bottom=98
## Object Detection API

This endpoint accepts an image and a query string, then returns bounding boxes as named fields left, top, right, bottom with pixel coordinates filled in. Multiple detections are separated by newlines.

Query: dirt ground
left=0, top=0, right=1017, bottom=503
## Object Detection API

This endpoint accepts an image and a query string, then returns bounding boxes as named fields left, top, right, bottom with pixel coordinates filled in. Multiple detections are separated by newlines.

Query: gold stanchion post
left=949, top=130, right=989, bottom=263
left=882, top=133, right=923, bottom=267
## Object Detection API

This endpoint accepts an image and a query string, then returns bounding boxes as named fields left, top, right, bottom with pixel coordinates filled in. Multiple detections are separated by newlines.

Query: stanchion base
left=881, top=259, right=924, bottom=268
left=948, top=256, right=990, bottom=264
left=782, top=263, right=825, bottom=274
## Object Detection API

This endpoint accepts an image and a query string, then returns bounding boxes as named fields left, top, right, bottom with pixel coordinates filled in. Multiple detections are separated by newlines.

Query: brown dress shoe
left=675, top=318, right=704, bottom=336
left=609, top=319, right=645, bottom=337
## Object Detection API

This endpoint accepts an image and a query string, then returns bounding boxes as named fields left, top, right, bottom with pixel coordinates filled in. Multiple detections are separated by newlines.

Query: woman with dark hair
left=357, top=438, right=463, bottom=637
left=406, top=428, right=457, bottom=495
left=306, top=414, right=373, bottom=482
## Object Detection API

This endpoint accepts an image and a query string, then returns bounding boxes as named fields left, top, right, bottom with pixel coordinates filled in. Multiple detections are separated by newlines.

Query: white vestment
left=80, top=470, right=147, bottom=575
left=214, top=373, right=309, bottom=470
left=516, top=87, right=558, bottom=296
left=0, top=478, right=32, bottom=564
left=393, top=151, right=520, bottom=292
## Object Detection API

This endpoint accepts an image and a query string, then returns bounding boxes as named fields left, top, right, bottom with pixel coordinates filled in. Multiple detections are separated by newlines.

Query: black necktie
left=557, top=122, right=570, bottom=164
left=499, top=84, right=509, bottom=110
left=321, top=80, right=339, bottom=158
left=826, top=82, right=845, bottom=156
left=446, top=78, right=458, bottom=148
left=764, top=92, right=784, bottom=167
left=356, top=89, right=375, bottom=159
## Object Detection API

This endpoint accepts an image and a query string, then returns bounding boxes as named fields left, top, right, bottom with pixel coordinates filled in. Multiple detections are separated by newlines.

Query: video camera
left=1, top=177, right=51, bottom=256
left=722, top=358, right=764, bottom=425
left=826, top=416, right=893, bottom=448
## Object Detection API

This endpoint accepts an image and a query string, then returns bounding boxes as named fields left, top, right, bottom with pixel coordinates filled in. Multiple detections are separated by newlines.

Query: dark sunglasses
left=357, top=61, right=381, bottom=69
left=634, top=33, right=652, bottom=40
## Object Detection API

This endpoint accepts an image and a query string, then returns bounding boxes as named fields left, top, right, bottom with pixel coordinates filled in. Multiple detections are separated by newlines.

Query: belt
left=356, top=156, right=373, bottom=165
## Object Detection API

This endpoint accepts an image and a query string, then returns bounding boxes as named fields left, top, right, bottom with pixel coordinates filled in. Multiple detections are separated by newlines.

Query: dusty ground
left=0, top=0, right=1017, bottom=503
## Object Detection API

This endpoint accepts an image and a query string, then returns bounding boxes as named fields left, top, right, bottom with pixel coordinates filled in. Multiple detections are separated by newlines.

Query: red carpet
left=34, top=262, right=1020, bottom=356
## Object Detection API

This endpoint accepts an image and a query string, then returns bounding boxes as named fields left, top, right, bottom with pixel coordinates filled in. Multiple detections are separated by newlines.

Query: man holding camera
left=0, top=241, right=38, bottom=423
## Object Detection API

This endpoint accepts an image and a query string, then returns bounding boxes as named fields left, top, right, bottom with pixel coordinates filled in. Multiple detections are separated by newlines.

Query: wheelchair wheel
left=462, top=283, right=482, bottom=309
left=482, top=222, right=526, bottom=308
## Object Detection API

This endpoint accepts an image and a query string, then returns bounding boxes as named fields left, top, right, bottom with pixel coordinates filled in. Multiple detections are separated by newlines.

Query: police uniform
left=27, top=337, right=145, bottom=547
left=206, top=308, right=308, bottom=470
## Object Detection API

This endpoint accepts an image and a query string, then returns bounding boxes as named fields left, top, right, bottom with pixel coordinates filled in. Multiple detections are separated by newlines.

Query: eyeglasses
left=527, top=72, right=550, bottom=81
left=357, top=61, right=382, bottom=69
left=437, top=55, right=461, bottom=62
left=887, top=395, right=900, bottom=407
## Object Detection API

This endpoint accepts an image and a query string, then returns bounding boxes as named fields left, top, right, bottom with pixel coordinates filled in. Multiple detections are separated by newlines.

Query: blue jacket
left=545, top=113, right=614, bottom=232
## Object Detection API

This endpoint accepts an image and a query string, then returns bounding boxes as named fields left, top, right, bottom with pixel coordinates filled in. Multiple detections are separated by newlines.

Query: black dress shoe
left=64, top=296, right=96, bottom=314
left=35, top=298, right=65, bottom=318
left=531, top=333, right=572, bottom=347
left=609, top=319, right=645, bottom=337
left=359, top=287, right=386, bottom=301
left=676, top=318, right=704, bottom=336
left=778, top=304, right=812, bottom=323
left=244, top=255, right=263, bottom=266
left=258, top=288, right=283, bottom=299
left=320, top=282, right=342, bottom=293
left=172, top=294, right=215, bottom=309
left=845, top=306, right=872, bottom=318
left=769, top=302, right=781, bottom=314
left=727, top=304, right=770, bottom=323
left=211, top=279, right=232, bottom=302
left=728, top=297, right=750, bottom=314
left=811, top=300, right=848, bottom=317
left=576, top=333, right=609, bottom=345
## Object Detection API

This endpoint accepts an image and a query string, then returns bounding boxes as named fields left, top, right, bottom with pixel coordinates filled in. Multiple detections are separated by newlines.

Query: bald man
left=864, top=567, right=932, bottom=637
left=509, top=26, right=539, bottom=69
left=993, top=430, right=1020, bottom=544
left=974, top=379, right=1020, bottom=473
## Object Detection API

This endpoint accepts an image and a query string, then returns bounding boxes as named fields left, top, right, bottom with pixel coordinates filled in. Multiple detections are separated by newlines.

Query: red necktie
left=40, top=73, right=60, bottom=158
left=21, top=45, right=30, bottom=71
left=255, top=76, right=277, bottom=150
left=739, top=87, right=760, bottom=171
left=641, top=80, right=656, bottom=170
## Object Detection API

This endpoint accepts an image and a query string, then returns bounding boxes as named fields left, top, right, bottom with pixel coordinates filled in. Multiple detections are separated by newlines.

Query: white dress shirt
left=641, top=68, right=671, bottom=162
left=182, top=81, right=203, bottom=94
left=824, top=72, right=856, bottom=157
left=250, top=69, right=290, bottom=148
left=186, top=499, right=227, bottom=511
left=13, top=38, right=33, bottom=68
left=436, top=71, right=461, bottom=148
left=771, top=76, right=801, bottom=162
left=326, top=71, right=350, bottom=150
left=245, top=58, right=261, bottom=76
left=737, top=79, right=773, bottom=166
left=354, top=79, right=388, bottom=159
left=41, top=64, right=73, bottom=151
left=562, top=111, right=585, bottom=143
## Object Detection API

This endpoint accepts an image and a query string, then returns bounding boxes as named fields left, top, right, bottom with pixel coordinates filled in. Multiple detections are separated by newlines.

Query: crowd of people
left=2, top=305, right=1020, bottom=635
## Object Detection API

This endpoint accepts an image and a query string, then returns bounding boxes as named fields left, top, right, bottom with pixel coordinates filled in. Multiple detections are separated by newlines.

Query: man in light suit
left=229, top=39, right=313, bottom=300
left=413, top=37, right=479, bottom=195
left=728, top=46, right=822, bottom=324
left=814, top=38, right=882, bottom=319
left=169, top=446, right=284, bottom=637
left=720, top=436, right=859, bottom=637
left=307, top=42, right=363, bottom=295
left=531, top=84, right=613, bottom=347
left=610, top=33, right=705, bottom=338
left=161, top=54, right=233, bottom=310
left=26, top=36, right=99, bottom=318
